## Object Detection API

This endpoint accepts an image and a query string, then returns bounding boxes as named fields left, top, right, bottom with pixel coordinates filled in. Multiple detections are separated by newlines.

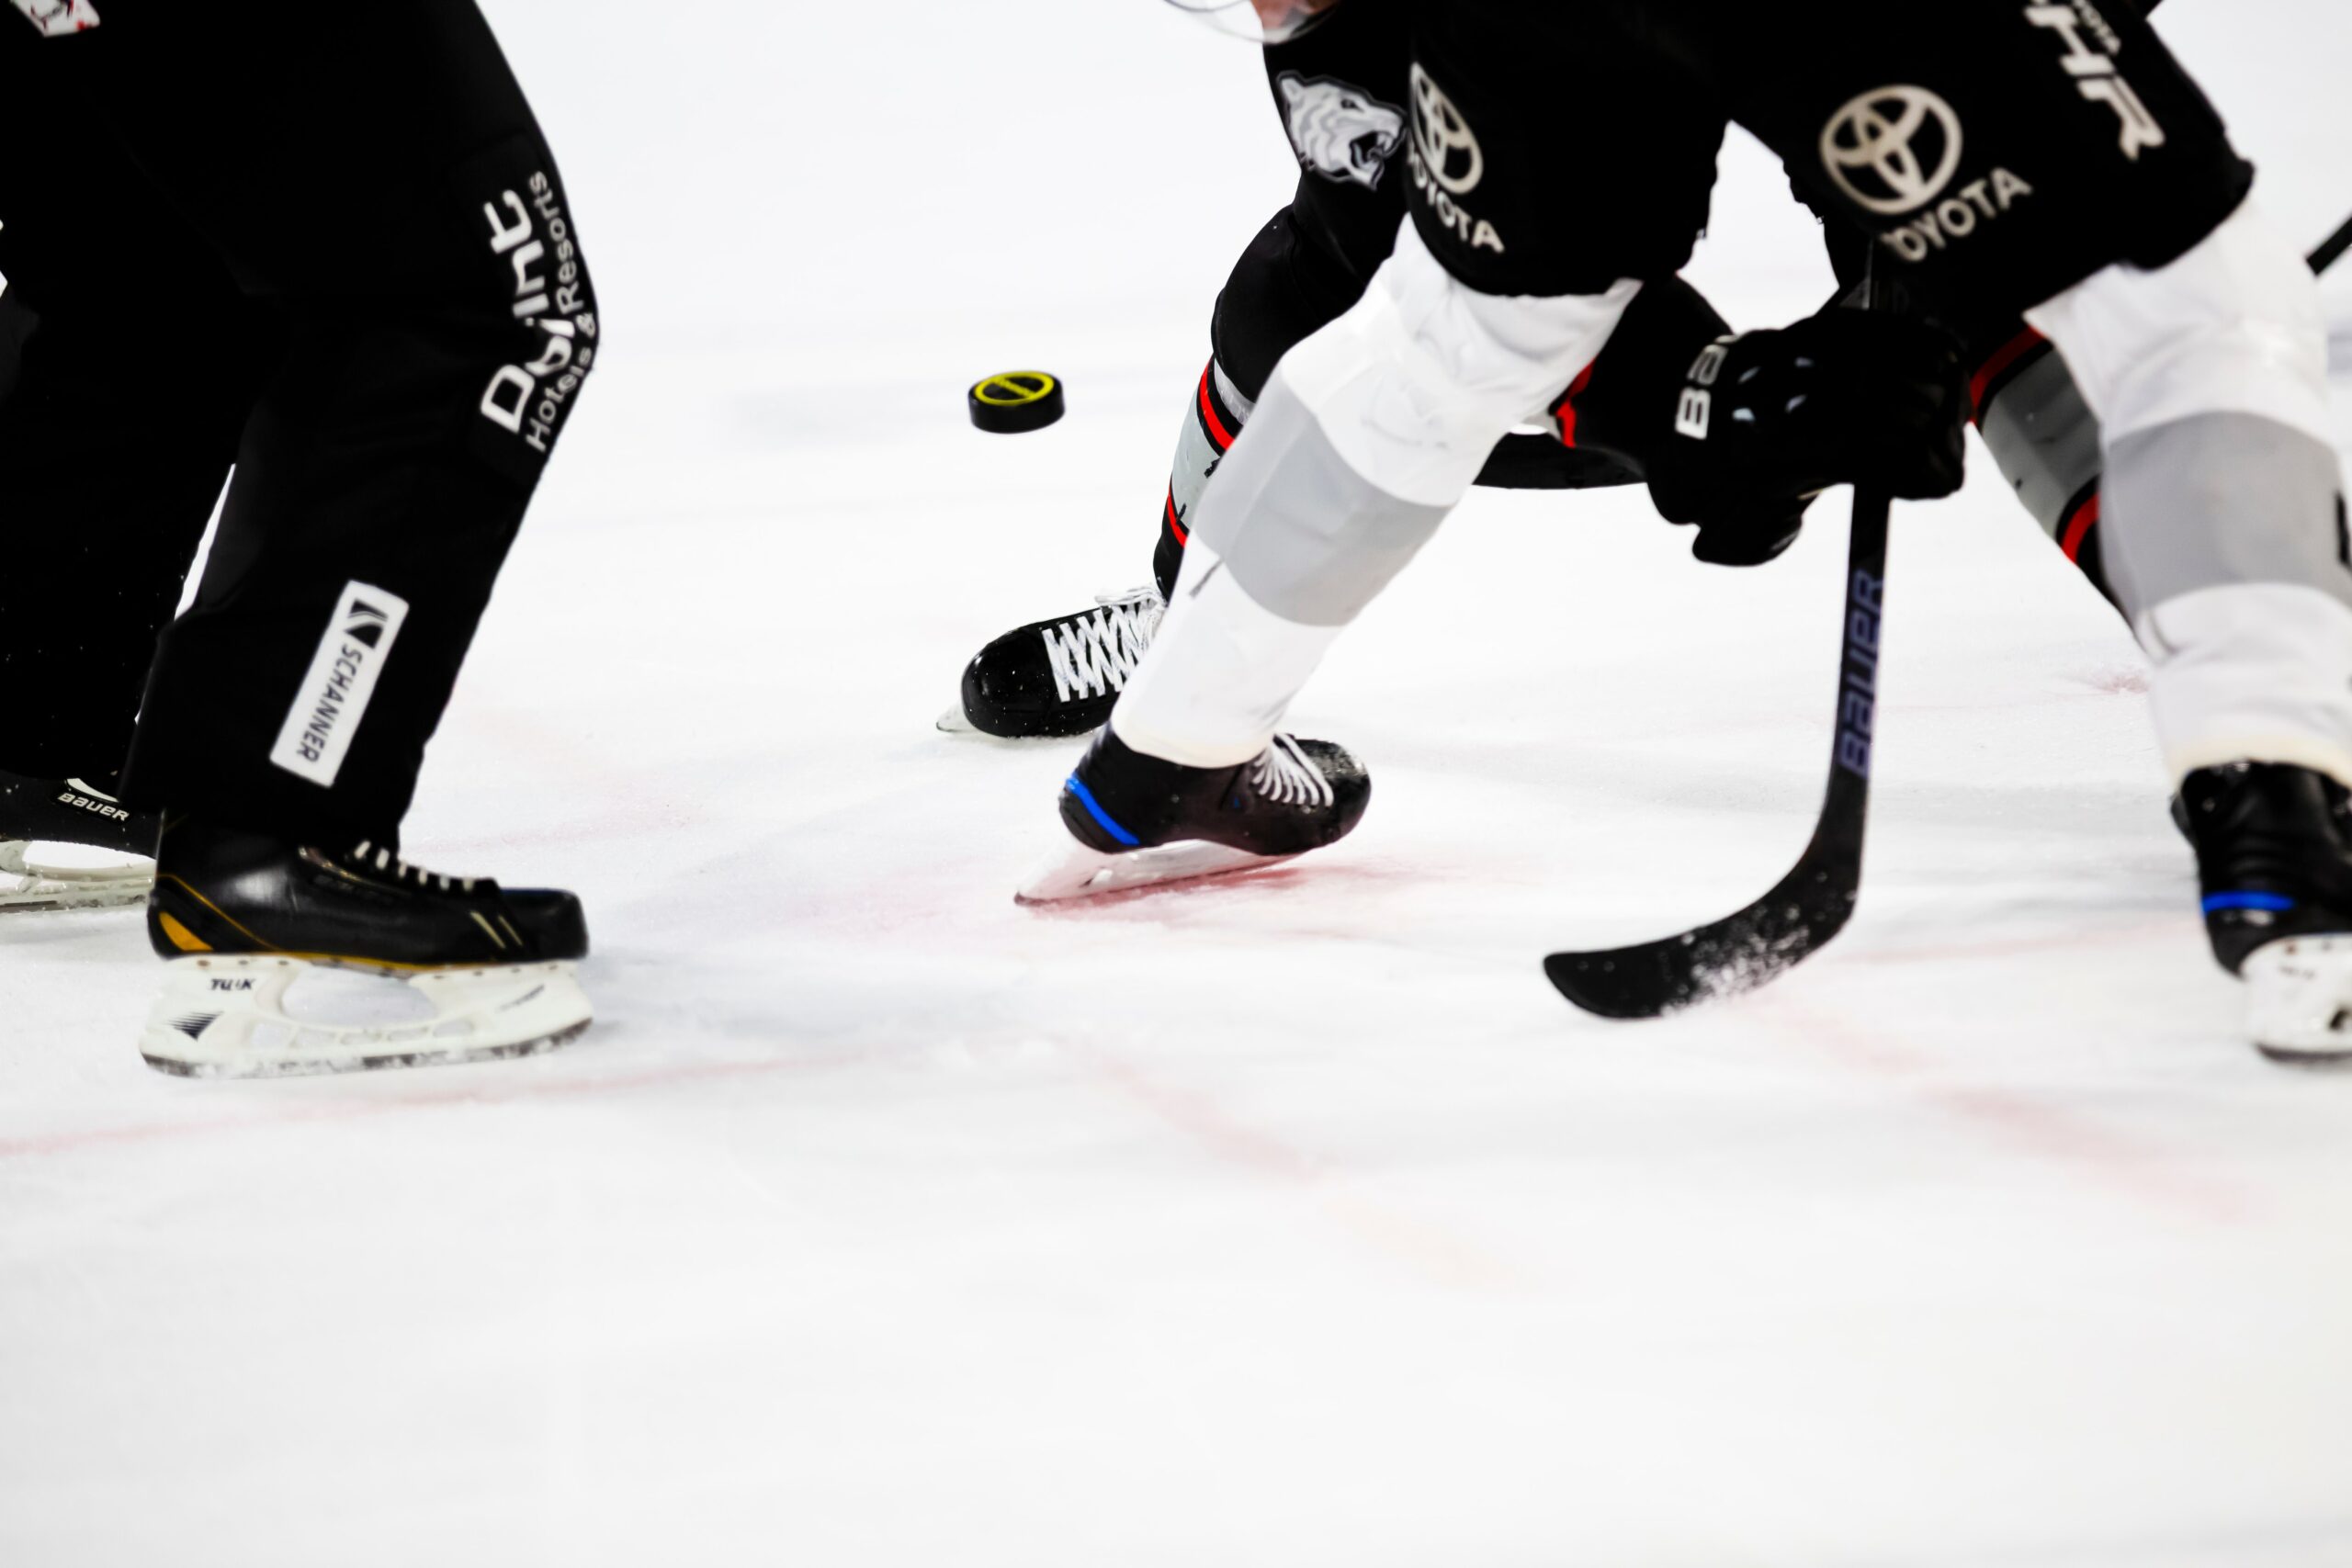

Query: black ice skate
left=946, top=587, right=1163, bottom=739
left=1017, top=728, right=1370, bottom=903
left=2180, top=761, right=2352, bottom=1064
left=0, top=770, right=161, bottom=911
left=140, top=818, right=592, bottom=1077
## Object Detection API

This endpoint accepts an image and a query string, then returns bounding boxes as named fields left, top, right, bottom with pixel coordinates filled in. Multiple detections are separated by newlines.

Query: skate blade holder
left=2244, top=935, right=2352, bottom=1065
left=1015, top=840, right=1295, bottom=904
left=140, top=954, right=592, bottom=1078
left=935, top=706, right=1067, bottom=744
left=0, top=840, right=153, bottom=912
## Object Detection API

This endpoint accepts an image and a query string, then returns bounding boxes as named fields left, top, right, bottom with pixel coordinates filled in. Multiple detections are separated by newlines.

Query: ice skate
left=947, top=586, right=1164, bottom=739
left=2181, top=762, right=2352, bottom=1064
left=139, top=819, right=592, bottom=1077
left=0, top=770, right=160, bottom=912
left=1017, top=728, right=1369, bottom=903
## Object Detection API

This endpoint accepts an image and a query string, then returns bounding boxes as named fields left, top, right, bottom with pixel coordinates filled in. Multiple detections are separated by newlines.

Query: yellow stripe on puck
left=968, top=369, right=1066, bottom=434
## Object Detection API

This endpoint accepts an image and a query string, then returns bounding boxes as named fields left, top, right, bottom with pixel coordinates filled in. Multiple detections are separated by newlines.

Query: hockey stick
left=1546, top=225, right=2350, bottom=1021
left=2311, top=211, right=2352, bottom=278
left=1544, top=480, right=1891, bottom=1019
left=1545, top=254, right=1903, bottom=1021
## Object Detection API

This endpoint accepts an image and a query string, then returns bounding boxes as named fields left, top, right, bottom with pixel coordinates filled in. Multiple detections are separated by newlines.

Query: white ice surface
left=8, top=4, right=2352, bottom=1564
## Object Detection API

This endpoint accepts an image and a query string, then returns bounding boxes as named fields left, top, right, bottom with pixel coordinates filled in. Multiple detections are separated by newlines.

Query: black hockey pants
left=0, top=0, right=597, bottom=844
left=1223, top=0, right=1729, bottom=484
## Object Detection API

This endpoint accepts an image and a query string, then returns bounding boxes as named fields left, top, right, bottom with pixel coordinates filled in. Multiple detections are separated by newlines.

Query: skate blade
left=1015, top=840, right=1295, bottom=904
left=2245, top=936, right=2352, bottom=1065
left=0, top=840, right=153, bottom=912
left=138, top=955, right=593, bottom=1078
left=935, top=706, right=1082, bottom=744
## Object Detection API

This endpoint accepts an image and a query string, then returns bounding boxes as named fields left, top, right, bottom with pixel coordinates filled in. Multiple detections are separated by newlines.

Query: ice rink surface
left=8, top=3, right=2352, bottom=1563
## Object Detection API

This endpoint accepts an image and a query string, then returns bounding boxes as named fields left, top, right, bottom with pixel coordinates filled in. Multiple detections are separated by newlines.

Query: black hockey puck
left=968, top=370, right=1065, bottom=434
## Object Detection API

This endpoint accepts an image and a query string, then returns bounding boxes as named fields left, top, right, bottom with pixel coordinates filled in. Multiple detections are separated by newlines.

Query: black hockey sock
left=1966, top=321, right=2120, bottom=612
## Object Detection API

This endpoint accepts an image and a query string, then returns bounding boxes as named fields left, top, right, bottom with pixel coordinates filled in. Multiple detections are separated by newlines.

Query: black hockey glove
left=1646, top=309, right=1968, bottom=564
left=1685, top=491, right=1814, bottom=568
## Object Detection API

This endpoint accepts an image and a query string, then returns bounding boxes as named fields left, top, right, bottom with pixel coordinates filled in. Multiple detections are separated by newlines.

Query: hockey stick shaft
left=1814, top=490, right=1892, bottom=873
left=2311, top=212, right=2352, bottom=277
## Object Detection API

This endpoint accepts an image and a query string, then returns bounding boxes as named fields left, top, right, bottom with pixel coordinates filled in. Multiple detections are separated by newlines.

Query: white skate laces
left=1250, top=734, right=1335, bottom=808
left=1042, top=587, right=1163, bottom=705
left=348, top=840, right=482, bottom=895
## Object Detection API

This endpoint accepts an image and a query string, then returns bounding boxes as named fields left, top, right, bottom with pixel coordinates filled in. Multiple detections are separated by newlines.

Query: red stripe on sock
left=1969, top=327, right=2048, bottom=423
left=1164, top=487, right=1188, bottom=545
left=1553, top=363, right=1598, bottom=447
left=2060, top=489, right=2101, bottom=561
left=1196, top=366, right=1236, bottom=452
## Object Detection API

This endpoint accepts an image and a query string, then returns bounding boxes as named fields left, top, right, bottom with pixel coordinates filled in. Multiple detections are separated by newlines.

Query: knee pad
left=1210, top=205, right=1371, bottom=404
left=1277, top=220, right=1640, bottom=507
left=2028, top=203, right=2352, bottom=785
left=2026, top=197, right=2345, bottom=630
left=1188, top=223, right=1634, bottom=627
left=2024, top=200, right=2330, bottom=447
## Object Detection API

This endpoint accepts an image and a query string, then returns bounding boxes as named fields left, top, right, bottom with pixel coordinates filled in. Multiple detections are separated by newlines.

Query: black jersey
left=1404, top=1, right=2248, bottom=318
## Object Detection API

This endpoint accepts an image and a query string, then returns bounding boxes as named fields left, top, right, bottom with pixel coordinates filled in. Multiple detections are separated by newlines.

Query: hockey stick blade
left=1547, top=486, right=1892, bottom=1020
left=1543, top=835, right=1865, bottom=1019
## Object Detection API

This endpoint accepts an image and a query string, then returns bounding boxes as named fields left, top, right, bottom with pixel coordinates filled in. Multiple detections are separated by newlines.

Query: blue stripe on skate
left=2202, top=891, right=2298, bottom=914
left=1064, top=775, right=1140, bottom=848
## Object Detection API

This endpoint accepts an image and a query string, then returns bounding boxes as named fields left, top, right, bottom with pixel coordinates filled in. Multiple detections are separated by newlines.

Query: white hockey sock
left=2138, top=583, right=2352, bottom=787
left=1110, top=537, right=1342, bottom=768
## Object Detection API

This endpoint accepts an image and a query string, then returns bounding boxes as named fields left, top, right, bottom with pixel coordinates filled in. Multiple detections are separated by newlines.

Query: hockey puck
left=968, top=370, right=1065, bottom=434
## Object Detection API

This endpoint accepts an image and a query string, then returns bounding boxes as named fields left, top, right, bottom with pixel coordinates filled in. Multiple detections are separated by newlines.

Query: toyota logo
left=1409, top=64, right=1484, bottom=197
left=1819, top=86, right=1963, bottom=216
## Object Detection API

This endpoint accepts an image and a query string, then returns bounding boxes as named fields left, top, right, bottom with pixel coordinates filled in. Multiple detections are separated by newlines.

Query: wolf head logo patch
left=1277, top=73, right=1407, bottom=192
left=11, top=0, right=101, bottom=37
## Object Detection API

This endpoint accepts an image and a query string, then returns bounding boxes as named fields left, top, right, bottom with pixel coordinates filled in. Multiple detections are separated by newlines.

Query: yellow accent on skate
left=154, top=875, right=492, bottom=976
left=156, top=912, right=213, bottom=953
